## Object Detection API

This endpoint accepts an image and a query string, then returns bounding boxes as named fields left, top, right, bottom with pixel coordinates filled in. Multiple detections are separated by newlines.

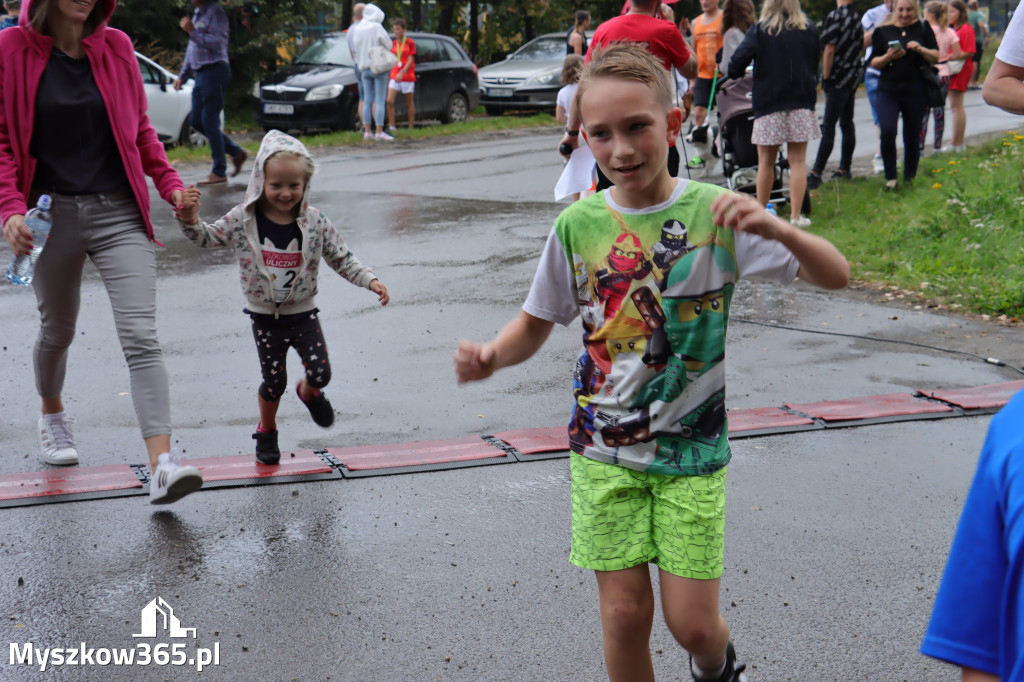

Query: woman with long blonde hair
left=728, top=0, right=819, bottom=225
left=869, top=0, right=939, bottom=188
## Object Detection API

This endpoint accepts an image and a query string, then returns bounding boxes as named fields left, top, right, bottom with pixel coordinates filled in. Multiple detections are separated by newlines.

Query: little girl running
left=176, top=130, right=389, bottom=464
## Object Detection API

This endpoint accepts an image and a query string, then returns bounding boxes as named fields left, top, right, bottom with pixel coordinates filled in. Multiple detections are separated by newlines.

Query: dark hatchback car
left=254, top=31, right=480, bottom=133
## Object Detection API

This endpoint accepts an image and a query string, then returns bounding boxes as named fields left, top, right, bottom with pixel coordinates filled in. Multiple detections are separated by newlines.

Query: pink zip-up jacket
left=0, top=0, right=183, bottom=238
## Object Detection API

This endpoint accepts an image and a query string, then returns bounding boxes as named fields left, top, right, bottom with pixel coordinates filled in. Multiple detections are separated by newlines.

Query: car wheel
left=345, top=99, right=362, bottom=132
left=441, top=91, right=469, bottom=124
left=176, top=118, right=194, bottom=147
left=484, top=104, right=503, bottom=117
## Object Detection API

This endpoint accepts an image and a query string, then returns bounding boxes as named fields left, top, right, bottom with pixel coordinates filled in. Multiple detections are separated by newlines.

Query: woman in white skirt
left=727, top=0, right=819, bottom=226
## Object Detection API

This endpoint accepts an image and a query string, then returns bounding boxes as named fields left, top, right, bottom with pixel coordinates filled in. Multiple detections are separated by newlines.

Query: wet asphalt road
left=1, top=99, right=1023, bottom=680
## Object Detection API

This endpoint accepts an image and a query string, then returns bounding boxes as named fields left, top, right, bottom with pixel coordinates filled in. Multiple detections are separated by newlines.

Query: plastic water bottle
left=5, top=195, right=53, bottom=286
left=765, top=202, right=778, bottom=217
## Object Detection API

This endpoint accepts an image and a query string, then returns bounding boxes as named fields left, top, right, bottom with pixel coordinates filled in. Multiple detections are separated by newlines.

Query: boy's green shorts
left=569, top=452, right=726, bottom=580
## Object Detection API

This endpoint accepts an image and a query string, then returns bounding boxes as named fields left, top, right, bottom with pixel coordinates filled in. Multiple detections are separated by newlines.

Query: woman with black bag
left=870, top=0, right=939, bottom=189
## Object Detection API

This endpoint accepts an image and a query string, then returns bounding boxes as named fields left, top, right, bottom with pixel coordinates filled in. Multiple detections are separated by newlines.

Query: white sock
left=43, top=411, right=67, bottom=423
left=157, top=452, right=171, bottom=466
left=691, top=659, right=726, bottom=681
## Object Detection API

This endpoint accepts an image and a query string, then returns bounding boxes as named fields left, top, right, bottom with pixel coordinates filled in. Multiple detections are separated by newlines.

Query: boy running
left=454, top=43, right=848, bottom=682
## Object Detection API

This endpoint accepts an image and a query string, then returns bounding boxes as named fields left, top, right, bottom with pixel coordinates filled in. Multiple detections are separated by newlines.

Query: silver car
left=478, top=31, right=592, bottom=116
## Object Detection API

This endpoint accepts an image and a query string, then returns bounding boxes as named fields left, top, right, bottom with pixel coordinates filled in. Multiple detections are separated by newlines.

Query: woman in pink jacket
left=0, top=0, right=203, bottom=504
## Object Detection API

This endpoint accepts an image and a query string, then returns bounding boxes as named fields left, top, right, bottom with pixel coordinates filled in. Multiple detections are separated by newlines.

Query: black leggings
left=876, top=79, right=927, bottom=182
left=250, top=312, right=332, bottom=402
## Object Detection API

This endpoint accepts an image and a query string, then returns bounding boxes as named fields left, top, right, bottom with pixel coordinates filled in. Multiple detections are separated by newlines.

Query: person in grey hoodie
left=348, top=3, right=394, bottom=140
left=175, top=130, right=389, bottom=464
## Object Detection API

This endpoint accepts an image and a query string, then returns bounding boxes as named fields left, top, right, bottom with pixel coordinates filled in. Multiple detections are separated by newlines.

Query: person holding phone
left=869, top=0, right=939, bottom=190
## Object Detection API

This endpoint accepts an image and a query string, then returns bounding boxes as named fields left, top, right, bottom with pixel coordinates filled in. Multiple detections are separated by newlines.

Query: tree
left=112, top=0, right=333, bottom=110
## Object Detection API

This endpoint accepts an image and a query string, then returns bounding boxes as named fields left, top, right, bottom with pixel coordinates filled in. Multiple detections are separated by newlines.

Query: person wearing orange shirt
left=690, top=0, right=724, bottom=134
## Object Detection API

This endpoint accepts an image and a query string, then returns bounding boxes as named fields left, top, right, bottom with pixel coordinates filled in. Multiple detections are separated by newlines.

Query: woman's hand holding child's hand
left=175, top=185, right=202, bottom=223
left=370, top=279, right=390, bottom=306
left=711, top=191, right=792, bottom=241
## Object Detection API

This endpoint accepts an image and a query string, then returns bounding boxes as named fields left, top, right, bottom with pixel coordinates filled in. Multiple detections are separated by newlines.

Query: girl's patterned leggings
left=250, top=312, right=332, bottom=403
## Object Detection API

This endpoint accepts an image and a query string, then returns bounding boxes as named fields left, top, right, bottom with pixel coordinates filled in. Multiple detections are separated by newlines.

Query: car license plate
left=263, top=103, right=294, bottom=115
left=486, top=87, right=513, bottom=97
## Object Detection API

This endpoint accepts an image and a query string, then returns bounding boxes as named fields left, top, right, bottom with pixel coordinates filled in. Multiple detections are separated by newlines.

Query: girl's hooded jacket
left=0, top=0, right=183, bottom=237
left=177, top=130, right=377, bottom=317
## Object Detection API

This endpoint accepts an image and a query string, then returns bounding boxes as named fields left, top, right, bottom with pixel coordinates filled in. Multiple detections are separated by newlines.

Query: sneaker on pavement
left=872, top=154, right=884, bottom=174
left=806, top=172, right=823, bottom=190
left=375, top=131, right=394, bottom=141
left=39, top=413, right=78, bottom=465
left=691, top=642, right=749, bottom=682
left=149, top=451, right=203, bottom=505
left=297, top=381, right=335, bottom=427
left=253, top=427, right=281, bottom=465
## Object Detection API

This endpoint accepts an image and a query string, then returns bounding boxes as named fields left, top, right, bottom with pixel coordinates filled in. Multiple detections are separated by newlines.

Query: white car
left=136, top=51, right=215, bottom=147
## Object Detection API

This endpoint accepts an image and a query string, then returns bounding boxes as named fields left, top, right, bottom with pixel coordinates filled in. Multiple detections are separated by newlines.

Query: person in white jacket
left=175, top=130, right=389, bottom=464
left=348, top=3, right=394, bottom=140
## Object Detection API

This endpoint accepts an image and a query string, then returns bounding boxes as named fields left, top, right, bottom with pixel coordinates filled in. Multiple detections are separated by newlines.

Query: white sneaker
left=872, top=154, right=884, bottom=174
left=149, top=451, right=203, bottom=505
left=39, top=413, right=78, bottom=465
left=791, top=216, right=812, bottom=228
left=375, top=131, right=394, bottom=141
left=363, top=131, right=374, bottom=140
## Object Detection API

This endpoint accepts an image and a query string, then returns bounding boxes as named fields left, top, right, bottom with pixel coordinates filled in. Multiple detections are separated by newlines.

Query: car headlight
left=305, top=84, right=344, bottom=101
left=523, top=68, right=561, bottom=87
left=252, top=81, right=261, bottom=99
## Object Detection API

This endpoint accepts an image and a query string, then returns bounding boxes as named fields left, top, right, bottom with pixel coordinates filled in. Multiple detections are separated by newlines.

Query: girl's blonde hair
left=264, top=150, right=316, bottom=184
left=31, top=0, right=104, bottom=37
left=759, top=0, right=810, bottom=35
left=883, top=0, right=922, bottom=25
left=923, top=0, right=947, bottom=24
left=575, top=43, right=674, bottom=114
left=561, top=53, right=584, bottom=85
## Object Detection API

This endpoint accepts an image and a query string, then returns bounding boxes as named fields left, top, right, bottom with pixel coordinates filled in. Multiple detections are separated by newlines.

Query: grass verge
left=808, top=131, right=1024, bottom=321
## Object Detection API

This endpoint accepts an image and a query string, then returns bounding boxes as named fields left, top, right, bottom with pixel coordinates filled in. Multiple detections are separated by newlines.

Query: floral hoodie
left=177, top=130, right=377, bottom=317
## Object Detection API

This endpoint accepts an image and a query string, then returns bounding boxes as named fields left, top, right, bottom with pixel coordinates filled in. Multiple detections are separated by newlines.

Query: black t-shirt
left=872, top=21, right=938, bottom=83
left=30, top=49, right=130, bottom=195
left=246, top=207, right=314, bottom=323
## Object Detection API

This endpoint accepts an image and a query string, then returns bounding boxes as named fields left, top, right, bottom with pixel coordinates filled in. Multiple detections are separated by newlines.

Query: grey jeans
left=32, top=190, right=171, bottom=438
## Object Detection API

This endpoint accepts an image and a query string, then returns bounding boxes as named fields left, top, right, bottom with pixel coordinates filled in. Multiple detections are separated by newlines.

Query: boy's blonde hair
left=575, top=43, right=674, bottom=115
left=759, top=0, right=810, bottom=35
left=264, top=150, right=316, bottom=184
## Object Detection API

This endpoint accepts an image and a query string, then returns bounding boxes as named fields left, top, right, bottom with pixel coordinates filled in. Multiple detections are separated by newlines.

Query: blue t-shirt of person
left=921, top=388, right=1024, bottom=680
